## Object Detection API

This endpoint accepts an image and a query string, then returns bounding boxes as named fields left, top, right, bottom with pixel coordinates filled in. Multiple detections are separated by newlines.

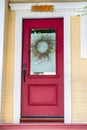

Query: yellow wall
left=71, top=16, right=87, bottom=123
left=1, top=10, right=15, bottom=123
left=1, top=9, right=87, bottom=123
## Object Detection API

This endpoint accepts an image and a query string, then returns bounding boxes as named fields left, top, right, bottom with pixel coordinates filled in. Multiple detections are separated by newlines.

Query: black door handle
left=23, top=70, right=26, bottom=82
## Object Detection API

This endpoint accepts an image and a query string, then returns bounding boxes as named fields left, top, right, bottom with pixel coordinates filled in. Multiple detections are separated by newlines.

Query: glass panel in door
left=30, top=29, right=56, bottom=75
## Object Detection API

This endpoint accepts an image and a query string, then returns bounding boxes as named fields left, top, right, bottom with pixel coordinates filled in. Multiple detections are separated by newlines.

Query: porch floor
left=0, top=123, right=87, bottom=130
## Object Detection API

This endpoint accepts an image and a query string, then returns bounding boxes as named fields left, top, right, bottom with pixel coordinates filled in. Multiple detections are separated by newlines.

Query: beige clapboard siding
left=71, top=16, right=87, bottom=123
left=1, top=10, right=15, bottom=123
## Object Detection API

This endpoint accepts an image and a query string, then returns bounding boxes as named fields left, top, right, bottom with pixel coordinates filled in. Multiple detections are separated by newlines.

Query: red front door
left=21, top=18, right=64, bottom=120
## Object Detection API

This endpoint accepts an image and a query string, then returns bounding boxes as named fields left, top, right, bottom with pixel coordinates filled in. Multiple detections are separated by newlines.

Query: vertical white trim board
left=64, top=16, right=71, bottom=123
left=81, top=16, right=87, bottom=58
left=0, top=0, right=5, bottom=122
left=13, top=11, right=71, bottom=124
left=13, top=13, right=22, bottom=123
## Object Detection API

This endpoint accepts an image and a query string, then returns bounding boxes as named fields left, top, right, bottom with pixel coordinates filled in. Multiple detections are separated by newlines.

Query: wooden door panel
left=29, top=85, right=57, bottom=105
left=22, top=18, right=64, bottom=119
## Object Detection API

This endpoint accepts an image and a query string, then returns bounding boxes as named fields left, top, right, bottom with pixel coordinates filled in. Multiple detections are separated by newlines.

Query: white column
left=0, top=0, right=5, bottom=122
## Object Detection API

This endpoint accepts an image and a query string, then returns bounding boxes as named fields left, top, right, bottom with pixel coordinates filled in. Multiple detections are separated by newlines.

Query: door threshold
left=20, top=117, right=64, bottom=123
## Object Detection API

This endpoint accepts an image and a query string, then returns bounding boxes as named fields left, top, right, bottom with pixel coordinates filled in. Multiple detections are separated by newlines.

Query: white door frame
left=9, top=2, right=87, bottom=123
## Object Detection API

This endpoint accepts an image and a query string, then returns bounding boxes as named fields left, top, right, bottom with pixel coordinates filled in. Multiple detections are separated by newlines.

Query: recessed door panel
left=28, top=85, right=57, bottom=105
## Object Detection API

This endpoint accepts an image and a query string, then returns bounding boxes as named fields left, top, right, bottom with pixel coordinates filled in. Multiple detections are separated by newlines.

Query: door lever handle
left=23, top=70, right=26, bottom=82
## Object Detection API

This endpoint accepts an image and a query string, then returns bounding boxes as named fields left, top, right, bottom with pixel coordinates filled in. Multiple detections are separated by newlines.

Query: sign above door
left=31, top=5, right=54, bottom=12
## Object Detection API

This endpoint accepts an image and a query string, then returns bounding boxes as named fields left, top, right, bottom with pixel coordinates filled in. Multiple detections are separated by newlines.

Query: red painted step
left=0, top=123, right=87, bottom=130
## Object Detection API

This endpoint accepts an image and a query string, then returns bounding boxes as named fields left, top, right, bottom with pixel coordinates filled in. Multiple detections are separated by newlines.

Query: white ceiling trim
left=9, top=2, right=87, bottom=13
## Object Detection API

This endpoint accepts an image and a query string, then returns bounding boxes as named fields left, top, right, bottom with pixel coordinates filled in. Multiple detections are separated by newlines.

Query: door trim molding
left=9, top=2, right=85, bottom=123
left=13, top=12, right=71, bottom=124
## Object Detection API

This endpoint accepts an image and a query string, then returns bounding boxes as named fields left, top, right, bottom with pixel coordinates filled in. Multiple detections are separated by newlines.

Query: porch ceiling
left=9, top=0, right=87, bottom=3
